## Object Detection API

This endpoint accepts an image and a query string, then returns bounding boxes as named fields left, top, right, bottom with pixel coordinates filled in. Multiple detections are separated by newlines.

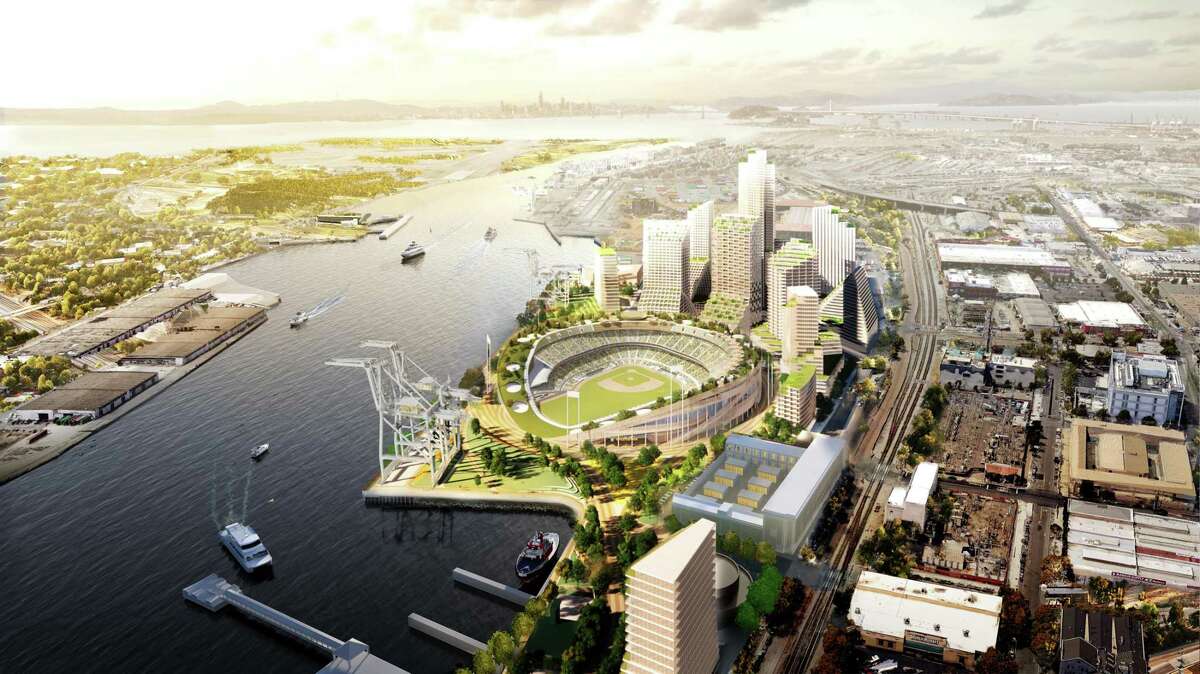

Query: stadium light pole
left=567, top=389, right=580, bottom=454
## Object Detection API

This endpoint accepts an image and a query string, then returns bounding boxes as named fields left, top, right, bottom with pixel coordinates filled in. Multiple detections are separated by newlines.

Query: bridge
left=780, top=176, right=989, bottom=216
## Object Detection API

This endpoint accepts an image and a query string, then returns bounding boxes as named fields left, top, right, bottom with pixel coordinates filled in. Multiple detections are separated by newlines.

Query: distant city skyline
left=5, top=0, right=1200, bottom=109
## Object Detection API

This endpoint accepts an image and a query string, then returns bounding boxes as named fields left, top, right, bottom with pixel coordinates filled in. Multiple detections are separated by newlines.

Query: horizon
left=5, top=0, right=1200, bottom=109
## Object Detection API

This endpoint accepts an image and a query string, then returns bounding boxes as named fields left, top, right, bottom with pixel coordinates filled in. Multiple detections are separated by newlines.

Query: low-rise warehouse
left=1065, top=499, right=1200, bottom=591
left=22, top=289, right=213, bottom=358
left=1056, top=300, right=1146, bottom=333
left=937, top=243, right=1069, bottom=275
left=7, top=370, right=158, bottom=423
left=118, top=306, right=267, bottom=367
left=1063, top=419, right=1194, bottom=512
left=848, top=571, right=1002, bottom=670
left=671, top=432, right=847, bottom=553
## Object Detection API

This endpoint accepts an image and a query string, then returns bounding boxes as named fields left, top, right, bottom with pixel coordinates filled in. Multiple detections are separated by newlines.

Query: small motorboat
left=515, top=531, right=560, bottom=580
left=251, top=443, right=270, bottom=460
left=219, top=522, right=273, bottom=572
left=401, top=241, right=426, bottom=262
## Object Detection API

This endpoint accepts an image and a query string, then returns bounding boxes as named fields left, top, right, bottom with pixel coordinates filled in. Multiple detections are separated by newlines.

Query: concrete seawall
left=362, top=487, right=584, bottom=520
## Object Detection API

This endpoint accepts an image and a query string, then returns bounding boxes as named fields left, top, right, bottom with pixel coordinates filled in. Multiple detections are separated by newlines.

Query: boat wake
left=209, top=465, right=254, bottom=530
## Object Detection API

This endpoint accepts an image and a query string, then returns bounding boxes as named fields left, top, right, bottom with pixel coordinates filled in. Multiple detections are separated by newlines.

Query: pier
left=407, top=613, right=488, bottom=654
left=379, top=214, right=414, bottom=240
left=452, top=567, right=533, bottom=606
left=514, top=217, right=561, bottom=245
left=183, top=574, right=410, bottom=674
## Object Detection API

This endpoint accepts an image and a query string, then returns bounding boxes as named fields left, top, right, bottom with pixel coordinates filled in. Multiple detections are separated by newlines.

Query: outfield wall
left=582, top=363, right=766, bottom=451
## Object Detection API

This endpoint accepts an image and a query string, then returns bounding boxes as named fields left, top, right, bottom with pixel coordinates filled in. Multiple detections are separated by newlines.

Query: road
left=1148, top=642, right=1200, bottom=674
left=1049, top=192, right=1199, bottom=417
left=774, top=209, right=943, bottom=673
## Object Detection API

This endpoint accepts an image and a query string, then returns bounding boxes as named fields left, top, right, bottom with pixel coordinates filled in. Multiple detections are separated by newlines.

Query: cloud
left=549, top=0, right=659, bottom=35
left=911, top=47, right=1003, bottom=67
left=1165, top=32, right=1200, bottom=47
left=674, top=0, right=812, bottom=31
left=1075, top=39, right=1157, bottom=59
left=1034, top=34, right=1075, bottom=52
left=974, top=0, right=1031, bottom=20
left=1103, top=10, right=1178, bottom=23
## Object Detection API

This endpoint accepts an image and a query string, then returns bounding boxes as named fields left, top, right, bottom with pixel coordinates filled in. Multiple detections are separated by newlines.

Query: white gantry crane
left=326, top=341, right=473, bottom=485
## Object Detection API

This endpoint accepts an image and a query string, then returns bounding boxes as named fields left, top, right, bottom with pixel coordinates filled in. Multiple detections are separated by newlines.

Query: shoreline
left=363, top=482, right=585, bottom=520
left=0, top=318, right=267, bottom=485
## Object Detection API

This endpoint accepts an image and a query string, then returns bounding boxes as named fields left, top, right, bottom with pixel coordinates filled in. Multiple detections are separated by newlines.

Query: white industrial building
left=671, top=432, right=847, bottom=553
left=1106, top=352, right=1185, bottom=426
left=989, top=355, right=1038, bottom=388
left=937, top=243, right=1066, bottom=272
left=1065, top=500, right=1200, bottom=591
left=886, top=462, right=938, bottom=529
left=849, top=571, right=1002, bottom=670
left=1056, top=300, right=1146, bottom=332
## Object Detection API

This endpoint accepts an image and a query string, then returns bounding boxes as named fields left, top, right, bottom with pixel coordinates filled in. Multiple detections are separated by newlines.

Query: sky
left=4, top=0, right=1200, bottom=108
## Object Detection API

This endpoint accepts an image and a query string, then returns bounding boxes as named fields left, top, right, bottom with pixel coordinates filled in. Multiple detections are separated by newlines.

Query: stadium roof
left=937, top=243, right=1063, bottom=268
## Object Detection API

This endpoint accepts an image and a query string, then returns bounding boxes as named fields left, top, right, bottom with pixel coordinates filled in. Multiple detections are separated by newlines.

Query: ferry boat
left=401, top=241, right=426, bottom=262
left=484, top=226, right=498, bottom=242
left=219, top=523, right=273, bottom=572
left=251, top=443, right=270, bottom=460
left=515, top=531, right=559, bottom=580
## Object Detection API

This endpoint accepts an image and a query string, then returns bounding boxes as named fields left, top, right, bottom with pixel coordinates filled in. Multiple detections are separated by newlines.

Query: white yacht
left=219, top=523, right=273, bottom=572
left=251, top=443, right=270, bottom=460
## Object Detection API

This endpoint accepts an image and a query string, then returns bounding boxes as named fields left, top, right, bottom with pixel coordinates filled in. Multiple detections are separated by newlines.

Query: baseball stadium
left=510, top=319, right=765, bottom=449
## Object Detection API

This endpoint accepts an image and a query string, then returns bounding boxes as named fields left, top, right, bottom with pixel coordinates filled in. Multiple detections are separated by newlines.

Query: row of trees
left=457, top=594, right=551, bottom=674
left=1, top=355, right=76, bottom=393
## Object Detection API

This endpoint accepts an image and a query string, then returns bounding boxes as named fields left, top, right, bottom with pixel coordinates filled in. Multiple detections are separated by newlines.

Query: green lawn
left=414, top=432, right=574, bottom=493
left=539, top=364, right=679, bottom=426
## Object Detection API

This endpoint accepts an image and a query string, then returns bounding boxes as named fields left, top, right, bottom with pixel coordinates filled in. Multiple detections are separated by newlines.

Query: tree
left=469, top=417, right=482, bottom=435
left=664, top=514, right=683, bottom=532
left=635, top=444, right=661, bottom=466
left=486, top=631, right=515, bottom=667
left=472, top=648, right=496, bottom=674
left=975, top=647, right=1018, bottom=674
left=857, top=520, right=914, bottom=577
left=755, top=541, right=777, bottom=567
left=512, top=612, right=536, bottom=642
left=997, top=589, right=1031, bottom=651
left=1116, top=409, right=1132, bottom=424
left=813, top=626, right=866, bottom=674
left=735, top=601, right=760, bottom=631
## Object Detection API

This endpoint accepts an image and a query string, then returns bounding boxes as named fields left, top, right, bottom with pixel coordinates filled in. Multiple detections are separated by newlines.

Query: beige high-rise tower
left=622, top=519, right=719, bottom=674
left=639, top=219, right=692, bottom=315
left=594, top=246, right=621, bottom=312
left=767, top=240, right=819, bottom=339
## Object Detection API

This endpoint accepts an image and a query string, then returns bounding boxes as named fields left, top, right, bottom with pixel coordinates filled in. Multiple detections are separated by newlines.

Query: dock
left=379, top=215, right=414, bottom=240
left=513, top=218, right=561, bottom=246
left=183, top=574, right=409, bottom=674
left=452, top=567, right=534, bottom=607
left=407, top=613, right=487, bottom=654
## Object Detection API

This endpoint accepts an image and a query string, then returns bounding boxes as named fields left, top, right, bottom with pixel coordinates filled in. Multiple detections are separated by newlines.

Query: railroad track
left=777, top=210, right=941, bottom=673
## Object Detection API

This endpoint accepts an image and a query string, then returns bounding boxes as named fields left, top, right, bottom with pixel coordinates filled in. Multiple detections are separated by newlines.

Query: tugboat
left=484, top=226, right=498, bottom=242
left=218, top=522, right=273, bottom=572
left=251, top=443, right=270, bottom=460
left=515, top=531, right=559, bottom=580
left=401, top=240, right=426, bottom=263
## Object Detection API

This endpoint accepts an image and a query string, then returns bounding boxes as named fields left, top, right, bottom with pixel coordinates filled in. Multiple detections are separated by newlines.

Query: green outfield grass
left=538, top=364, right=679, bottom=426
